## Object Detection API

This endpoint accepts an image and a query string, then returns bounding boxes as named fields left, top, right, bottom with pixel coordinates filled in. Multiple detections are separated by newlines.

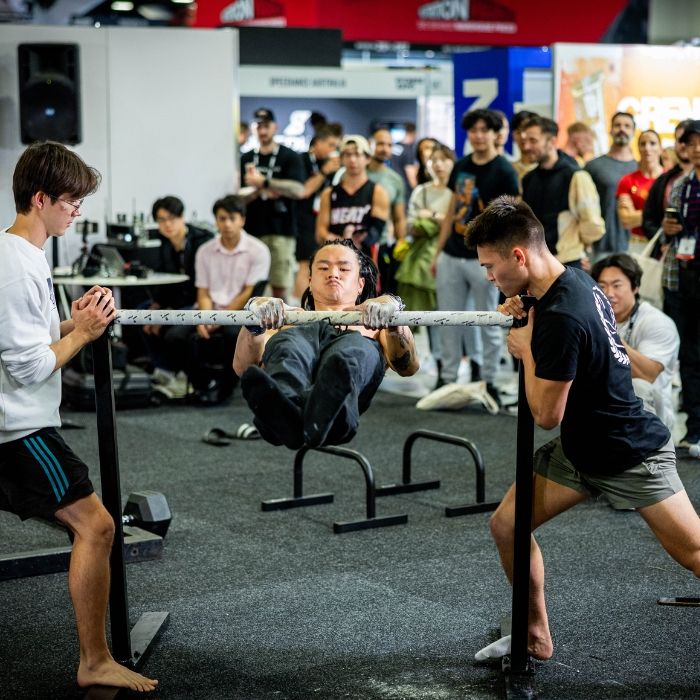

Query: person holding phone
left=665, top=119, right=700, bottom=450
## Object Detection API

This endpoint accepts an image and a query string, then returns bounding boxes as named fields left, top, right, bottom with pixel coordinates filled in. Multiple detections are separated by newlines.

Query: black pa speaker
left=18, top=43, right=82, bottom=145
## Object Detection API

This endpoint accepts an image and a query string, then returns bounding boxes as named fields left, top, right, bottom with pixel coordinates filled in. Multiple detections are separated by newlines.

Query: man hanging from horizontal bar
left=233, top=239, right=420, bottom=449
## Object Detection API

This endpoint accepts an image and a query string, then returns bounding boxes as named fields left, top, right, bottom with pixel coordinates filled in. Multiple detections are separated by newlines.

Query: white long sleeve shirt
left=0, top=229, right=61, bottom=443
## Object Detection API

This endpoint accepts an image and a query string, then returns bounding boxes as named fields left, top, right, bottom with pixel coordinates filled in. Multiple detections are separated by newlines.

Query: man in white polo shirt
left=165, top=194, right=270, bottom=404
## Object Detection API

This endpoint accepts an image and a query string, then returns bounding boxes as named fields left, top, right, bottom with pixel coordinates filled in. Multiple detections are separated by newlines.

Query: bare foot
left=528, top=625, right=553, bottom=660
left=78, top=658, right=158, bottom=693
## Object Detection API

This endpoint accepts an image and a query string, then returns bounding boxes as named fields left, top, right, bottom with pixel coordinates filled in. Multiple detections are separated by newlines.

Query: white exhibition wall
left=0, top=25, right=237, bottom=265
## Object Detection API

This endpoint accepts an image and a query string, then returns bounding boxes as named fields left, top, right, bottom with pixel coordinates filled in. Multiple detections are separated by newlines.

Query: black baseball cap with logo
left=679, top=119, right=700, bottom=143
left=253, top=108, right=275, bottom=124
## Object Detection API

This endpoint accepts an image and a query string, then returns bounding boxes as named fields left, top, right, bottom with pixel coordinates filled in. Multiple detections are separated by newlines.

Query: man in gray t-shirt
left=585, top=112, right=638, bottom=255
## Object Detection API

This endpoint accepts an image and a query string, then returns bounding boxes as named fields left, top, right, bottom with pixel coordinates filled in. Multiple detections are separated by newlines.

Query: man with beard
left=241, top=108, right=304, bottom=301
left=520, top=115, right=604, bottom=268
left=368, top=127, right=407, bottom=245
left=585, top=112, right=638, bottom=256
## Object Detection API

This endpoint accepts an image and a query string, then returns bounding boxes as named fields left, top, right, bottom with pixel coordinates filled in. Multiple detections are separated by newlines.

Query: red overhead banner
left=194, top=0, right=629, bottom=47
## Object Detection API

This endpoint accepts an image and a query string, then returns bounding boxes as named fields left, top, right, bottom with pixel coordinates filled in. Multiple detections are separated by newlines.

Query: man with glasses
left=142, top=195, right=213, bottom=398
left=0, top=141, right=158, bottom=693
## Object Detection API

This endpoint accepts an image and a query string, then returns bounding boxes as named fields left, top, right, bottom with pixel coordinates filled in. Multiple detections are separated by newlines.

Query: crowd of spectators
left=137, top=105, right=700, bottom=453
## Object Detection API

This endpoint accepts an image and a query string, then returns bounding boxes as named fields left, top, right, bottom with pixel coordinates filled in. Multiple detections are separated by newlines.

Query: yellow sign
left=554, top=43, right=700, bottom=156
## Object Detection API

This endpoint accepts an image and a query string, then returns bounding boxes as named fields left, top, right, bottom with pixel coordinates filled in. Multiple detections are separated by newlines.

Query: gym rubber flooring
left=1, top=391, right=698, bottom=699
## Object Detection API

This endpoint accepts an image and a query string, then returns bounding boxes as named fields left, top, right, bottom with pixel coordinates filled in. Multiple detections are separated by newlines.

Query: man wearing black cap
left=241, top=108, right=305, bottom=300
left=666, top=119, right=700, bottom=450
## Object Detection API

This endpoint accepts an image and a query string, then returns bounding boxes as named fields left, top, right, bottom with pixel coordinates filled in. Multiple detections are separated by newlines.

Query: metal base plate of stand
left=84, top=611, right=169, bottom=700
left=500, top=617, right=537, bottom=699
left=658, top=596, right=700, bottom=606
left=0, top=526, right=163, bottom=581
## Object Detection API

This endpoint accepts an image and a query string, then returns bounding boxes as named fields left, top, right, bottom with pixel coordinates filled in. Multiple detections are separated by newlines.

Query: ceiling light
left=111, top=1, right=134, bottom=11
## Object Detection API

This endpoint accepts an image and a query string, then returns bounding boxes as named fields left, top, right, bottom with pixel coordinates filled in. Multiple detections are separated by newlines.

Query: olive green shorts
left=260, top=234, right=296, bottom=290
left=534, top=437, right=682, bottom=510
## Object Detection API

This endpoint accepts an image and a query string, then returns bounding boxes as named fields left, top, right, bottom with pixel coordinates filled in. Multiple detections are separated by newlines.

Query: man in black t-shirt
left=241, top=108, right=305, bottom=300
left=467, top=195, right=700, bottom=663
left=432, top=108, right=519, bottom=401
left=294, top=125, right=340, bottom=301
left=142, top=195, right=213, bottom=397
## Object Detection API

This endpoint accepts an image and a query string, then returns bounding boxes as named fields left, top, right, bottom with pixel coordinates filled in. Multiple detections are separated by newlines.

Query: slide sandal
left=202, top=424, right=261, bottom=446
left=235, top=423, right=260, bottom=440
left=202, top=428, right=234, bottom=446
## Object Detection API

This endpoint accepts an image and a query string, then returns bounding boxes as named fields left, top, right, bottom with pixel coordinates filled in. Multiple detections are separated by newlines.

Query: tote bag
left=631, top=228, right=664, bottom=309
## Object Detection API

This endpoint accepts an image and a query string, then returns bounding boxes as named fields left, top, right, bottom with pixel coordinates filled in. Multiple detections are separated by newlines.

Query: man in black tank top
left=466, top=195, right=700, bottom=664
left=316, top=135, right=390, bottom=257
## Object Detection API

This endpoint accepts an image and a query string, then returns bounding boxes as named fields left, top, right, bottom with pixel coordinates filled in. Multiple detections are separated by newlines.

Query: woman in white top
left=395, top=143, right=455, bottom=313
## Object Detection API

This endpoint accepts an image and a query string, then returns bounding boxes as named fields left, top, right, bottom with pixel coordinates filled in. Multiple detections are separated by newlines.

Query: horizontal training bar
left=114, top=309, right=513, bottom=328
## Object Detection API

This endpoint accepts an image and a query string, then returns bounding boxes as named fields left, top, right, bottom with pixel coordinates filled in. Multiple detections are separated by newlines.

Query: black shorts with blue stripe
left=0, top=428, right=94, bottom=520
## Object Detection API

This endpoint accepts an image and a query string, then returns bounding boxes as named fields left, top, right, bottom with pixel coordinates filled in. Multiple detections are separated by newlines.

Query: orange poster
left=554, top=43, right=700, bottom=156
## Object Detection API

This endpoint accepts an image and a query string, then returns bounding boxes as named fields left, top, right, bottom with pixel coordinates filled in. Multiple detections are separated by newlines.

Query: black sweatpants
left=258, top=322, right=386, bottom=447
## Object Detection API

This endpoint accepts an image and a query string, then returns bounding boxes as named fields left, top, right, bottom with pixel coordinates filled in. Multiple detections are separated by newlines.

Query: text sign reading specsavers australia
left=554, top=43, right=700, bottom=156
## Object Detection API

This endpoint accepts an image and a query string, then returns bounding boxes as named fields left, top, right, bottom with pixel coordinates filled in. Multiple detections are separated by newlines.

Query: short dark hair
left=152, top=195, right=184, bottom=220
left=212, top=194, right=246, bottom=217
left=13, top=141, right=101, bottom=215
left=371, top=126, right=391, bottom=139
left=466, top=195, right=546, bottom=255
left=522, top=115, right=558, bottom=138
left=461, top=108, right=503, bottom=133
left=313, top=124, right=339, bottom=143
left=510, top=110, right=538, bottom=131
left=326, top=122, right=344, bottom=138
left=611, top=111, right=636, bottom=127
left=590, top=253, right=642, bottom=292
left=302, top=239, right=378, bottom=309
left=310, top=111, right=327, bottom=129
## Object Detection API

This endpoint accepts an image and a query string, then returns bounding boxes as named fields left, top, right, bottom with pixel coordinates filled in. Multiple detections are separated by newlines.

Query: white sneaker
left=152, top=367, right=175, bottom=386
left=153, top=372, right=191, bottom=400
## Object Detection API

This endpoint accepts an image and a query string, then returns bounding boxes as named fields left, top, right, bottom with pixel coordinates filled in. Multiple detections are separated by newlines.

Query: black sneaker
left=678, top=433, right=700, bottom=449
left=486, top=382, right=502, bottom=408
left=470, top=359, right=482, bottom=382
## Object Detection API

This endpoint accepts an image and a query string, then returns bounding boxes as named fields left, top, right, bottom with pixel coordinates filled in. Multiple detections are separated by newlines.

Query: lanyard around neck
left=253, top=145, right=279, bottom=172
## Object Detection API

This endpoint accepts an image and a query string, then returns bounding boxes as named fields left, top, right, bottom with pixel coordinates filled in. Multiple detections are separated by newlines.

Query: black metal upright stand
left=502, top=300, right=537, bottom=699
left=88, top=332, right=168, bottom=696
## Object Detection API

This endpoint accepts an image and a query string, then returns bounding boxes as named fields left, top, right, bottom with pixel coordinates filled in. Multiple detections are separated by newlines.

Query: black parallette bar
left=333, top=513, right=408, bottom=533
left=375, top=479, right=441, bottom=496
left=261, top=494, right=334, bottom=511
